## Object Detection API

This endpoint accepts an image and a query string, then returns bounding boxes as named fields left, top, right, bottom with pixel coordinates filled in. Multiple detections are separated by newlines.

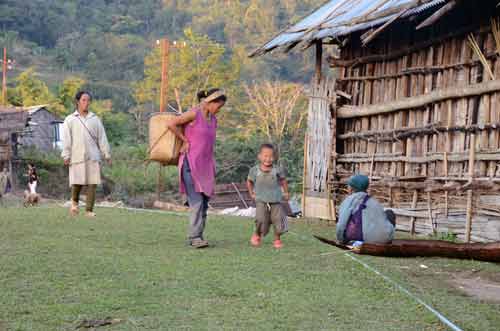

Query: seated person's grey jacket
left=336, top=191, right=395, bottom=244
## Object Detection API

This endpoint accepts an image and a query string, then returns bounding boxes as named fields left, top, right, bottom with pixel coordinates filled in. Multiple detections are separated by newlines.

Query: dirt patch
left=450, top=271, right=500, bottom=303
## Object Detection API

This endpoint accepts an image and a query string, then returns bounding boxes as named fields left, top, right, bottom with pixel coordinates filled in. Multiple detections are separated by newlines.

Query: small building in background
left=21, top=105, right=63, bottom=151
left=0, top=107, right=28, bottom=189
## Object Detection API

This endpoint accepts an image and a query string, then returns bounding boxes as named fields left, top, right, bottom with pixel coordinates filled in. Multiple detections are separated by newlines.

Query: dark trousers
left=182, top=159, right=209, bottom=240
left=72, top=184, right=97, bottom=212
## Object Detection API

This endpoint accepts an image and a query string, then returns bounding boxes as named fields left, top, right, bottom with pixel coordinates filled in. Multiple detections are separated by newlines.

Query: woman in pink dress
left=167, top=89, right=227, bottom=248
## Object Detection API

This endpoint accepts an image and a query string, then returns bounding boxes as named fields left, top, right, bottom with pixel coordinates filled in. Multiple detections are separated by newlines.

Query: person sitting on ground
left=247, top=143, right=289, bottom=249
left=23, top=162, right=41, bottom=207
left=336, top=174, right=395, bottom=245
left=27, top=163, right=38, bottom=194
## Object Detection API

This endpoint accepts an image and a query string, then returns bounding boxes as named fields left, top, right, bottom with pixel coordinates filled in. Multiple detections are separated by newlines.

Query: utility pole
left=157, top=38, right=169, bottom=201
left=155, top=38, right=186, bottom=201
left=159, top=38, right=169, bottom=113
left=2, top=48, right=7, bottom=106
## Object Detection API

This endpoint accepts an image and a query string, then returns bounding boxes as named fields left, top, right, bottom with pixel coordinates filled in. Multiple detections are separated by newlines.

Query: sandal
left=190, top=238, right=209, bottom=249
left=70, top=203, right=79, bottom=216
left=250, top=234, right=261, bottom=247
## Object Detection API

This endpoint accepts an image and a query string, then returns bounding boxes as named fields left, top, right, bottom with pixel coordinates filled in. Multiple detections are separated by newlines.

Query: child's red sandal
left=250, top=234, right=261, bottom=247
left=273, top=239, right=283, bottom=249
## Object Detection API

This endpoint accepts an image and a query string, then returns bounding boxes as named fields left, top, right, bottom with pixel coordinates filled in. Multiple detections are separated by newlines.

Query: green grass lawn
left=1, top=206, right=500, bottom=331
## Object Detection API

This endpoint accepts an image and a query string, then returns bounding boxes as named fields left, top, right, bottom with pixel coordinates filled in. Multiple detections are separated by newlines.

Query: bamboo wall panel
left=330, top=21, right=500, bottom=242
left=306, top=78, right=335, bottom=195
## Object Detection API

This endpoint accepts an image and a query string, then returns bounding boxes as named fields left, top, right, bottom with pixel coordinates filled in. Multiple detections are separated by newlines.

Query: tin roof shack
left=21, top=105, right=63, bottom=152
left=0, top=107, right=28, bottom=190
left=252, top=0, right=500, bottom=242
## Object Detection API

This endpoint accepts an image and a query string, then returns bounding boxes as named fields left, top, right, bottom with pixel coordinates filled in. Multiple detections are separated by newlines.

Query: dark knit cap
left=347, top=174, right=369, bottom=192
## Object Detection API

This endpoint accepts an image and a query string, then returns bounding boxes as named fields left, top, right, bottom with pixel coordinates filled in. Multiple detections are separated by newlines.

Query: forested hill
left=0, top=0, right=322, bottom=89
left=0, top=0, right=323, bottom=190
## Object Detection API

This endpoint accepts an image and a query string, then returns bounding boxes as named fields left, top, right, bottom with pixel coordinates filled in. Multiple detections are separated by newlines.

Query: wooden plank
left=337, top=122, right=500, bottom=141
left=361, top=4, right=413, bottom=45
left=416, top=0, right=457, bottom=30
left=304, top=195, right=335, bottom=221
left=337, top=79, right=500, bottom=118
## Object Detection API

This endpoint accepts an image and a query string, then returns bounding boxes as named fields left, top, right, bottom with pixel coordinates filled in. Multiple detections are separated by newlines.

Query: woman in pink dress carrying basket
left=167, top=89, right=227, bottom=248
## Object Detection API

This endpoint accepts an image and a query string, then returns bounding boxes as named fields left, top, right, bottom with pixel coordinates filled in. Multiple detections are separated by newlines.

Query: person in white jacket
left=61, top=91, right=111, bottom=217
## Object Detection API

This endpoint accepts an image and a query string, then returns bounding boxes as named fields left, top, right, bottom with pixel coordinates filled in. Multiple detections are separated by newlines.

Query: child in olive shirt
left=247, top=144, right=289, bottom=249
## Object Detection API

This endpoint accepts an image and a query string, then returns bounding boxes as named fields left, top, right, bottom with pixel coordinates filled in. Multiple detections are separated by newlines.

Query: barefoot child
left=247, top=144, right=289, bottom=249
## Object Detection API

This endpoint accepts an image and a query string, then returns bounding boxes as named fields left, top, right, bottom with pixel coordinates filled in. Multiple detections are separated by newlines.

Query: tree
left=243, top=81, right=307, bottom=155
left=133, top=28, right=239, bottom=109
left=58, top=76, right=86, bottom=113
left=9, top=68, right=55, bottom=107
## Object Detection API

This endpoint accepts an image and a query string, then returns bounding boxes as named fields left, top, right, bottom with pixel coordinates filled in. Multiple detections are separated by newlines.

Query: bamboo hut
left=0, top=107, right=28, bottom=190
left=251, top=0, right=500, bottom=242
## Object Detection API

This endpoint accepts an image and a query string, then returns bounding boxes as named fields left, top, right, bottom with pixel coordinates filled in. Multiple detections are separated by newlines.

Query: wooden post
left=2, top=48, right=6, bottom=105
left=156, top=39, right=169, bottom=201
left=468, top=133, right=476, bottom=179
left=156, top=164, right=164, bottom=201
left=410, top=190, right=418, bottom=235
left=369, top=141, right=377, bottom=179
left=328, top=86, right=337, bottom=222
left=465, top=133, right=476, bottom=242
left=443, top=151, right=449, bottom=217
left=427, top=191, right=435, bottom=234
left=301, top=134, right=308, bottom=217
left=465, top=189, right=473, bottom=242
left=315, top=41, right=323, bottom=85
left=159, top=39, right=169, bottom=113
left=174, top=88, right=182, bottom=113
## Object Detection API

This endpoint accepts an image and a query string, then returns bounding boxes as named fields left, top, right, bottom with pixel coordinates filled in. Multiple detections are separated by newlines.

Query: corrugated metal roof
left=25, top=104, right=50, bottom=115
left=250, top=0, right=447, bottom=57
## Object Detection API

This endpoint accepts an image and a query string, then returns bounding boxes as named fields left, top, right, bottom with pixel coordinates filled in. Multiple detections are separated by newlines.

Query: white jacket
left=61, top=111, right=111, bottom=164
